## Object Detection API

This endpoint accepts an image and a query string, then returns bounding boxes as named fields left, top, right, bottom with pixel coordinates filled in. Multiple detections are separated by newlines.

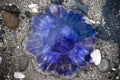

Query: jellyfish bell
left=24, top=4, right=98, bottom=78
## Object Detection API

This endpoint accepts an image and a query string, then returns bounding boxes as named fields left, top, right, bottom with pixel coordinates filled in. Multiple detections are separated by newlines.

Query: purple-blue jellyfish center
left=52, top=37, right=75, bottom=54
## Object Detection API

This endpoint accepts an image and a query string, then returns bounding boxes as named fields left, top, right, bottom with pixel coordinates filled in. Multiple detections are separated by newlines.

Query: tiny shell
left=90, top=49, right=101, bottom=65
left=28, top=3, right=39, bottom=13
left=14, top=72, right=25, bottom=79
left=2, top=11, right=19, bottom=29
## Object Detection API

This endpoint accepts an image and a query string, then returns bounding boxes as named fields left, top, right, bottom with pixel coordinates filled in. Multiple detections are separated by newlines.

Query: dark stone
left=21, top=16, right=25, bottom=19
left=25, top=11, right=31, bottom=17
left=14, top=11, right=20, bottom=17
left=0, top=19, right=3, bottom=24
left=96, top=24, right=110, bottom=39
left=1, top=4, right=21, bottom=17
left=51, top=0, right=64, bottom=4
left=0, top=37, right=3, bottom=42
left=1, top=47, right=7, bottom=51
left=7, top=4, right=20, bottom=17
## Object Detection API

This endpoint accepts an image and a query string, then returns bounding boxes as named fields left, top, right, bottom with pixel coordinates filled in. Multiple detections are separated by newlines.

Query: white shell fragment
left=14, top=72, right=25, bottom=79
left=0, top=56, right=2, bottom=64
left=111, top=67, right=117, bottom=71
left=83, top=16, right=100, bottom=25
left=90, top=49, right=101, bottom=65
left=28, top=3, right=39, bottom=13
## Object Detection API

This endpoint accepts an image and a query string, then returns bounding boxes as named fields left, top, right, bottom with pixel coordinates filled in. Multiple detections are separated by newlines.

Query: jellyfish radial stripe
left=25, top=4, right=96, bottom=77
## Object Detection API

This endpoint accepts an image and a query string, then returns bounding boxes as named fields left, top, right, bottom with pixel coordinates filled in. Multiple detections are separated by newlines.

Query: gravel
left=18, top=55, right=29, bottom=72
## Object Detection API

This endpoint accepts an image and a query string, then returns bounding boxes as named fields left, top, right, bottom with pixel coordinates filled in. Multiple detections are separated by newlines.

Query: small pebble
left=97, top=58, right=109, bottom=72
left=69, top=1, right=88, bottom=14
left=14, top=72, right=25, bottom=79
left=2, top=11, right=19, bottom=29
left=0, top=29, right=5, bottom=36
left=25, top=11, right=31, bottom=17
left=8, top=4, right=18, bottom=12
left=21, top=16, right=25, bottom=19
left=90, top=49, right=101, bottom=65
left=116, top=76, right=119, bottom=80
left=78, top=3, right=88, bottom=14
left=111, top=67, right=117, bottom=71
left=0, top=19, right=3, bottom=24
left=0, top=56, right=2, bottom=64
left=69, top=0, right=79, bottom=9
left=51, top=0, right=64, bottom=4
left=7, top=4, right=20, bottom=17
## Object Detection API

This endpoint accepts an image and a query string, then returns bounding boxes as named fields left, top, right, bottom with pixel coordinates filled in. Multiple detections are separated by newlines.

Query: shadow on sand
left=96, top=0, right=120, bottom=62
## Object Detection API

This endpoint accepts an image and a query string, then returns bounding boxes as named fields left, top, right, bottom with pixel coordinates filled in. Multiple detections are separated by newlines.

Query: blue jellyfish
left=25, top=4, right=96, bottom=77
